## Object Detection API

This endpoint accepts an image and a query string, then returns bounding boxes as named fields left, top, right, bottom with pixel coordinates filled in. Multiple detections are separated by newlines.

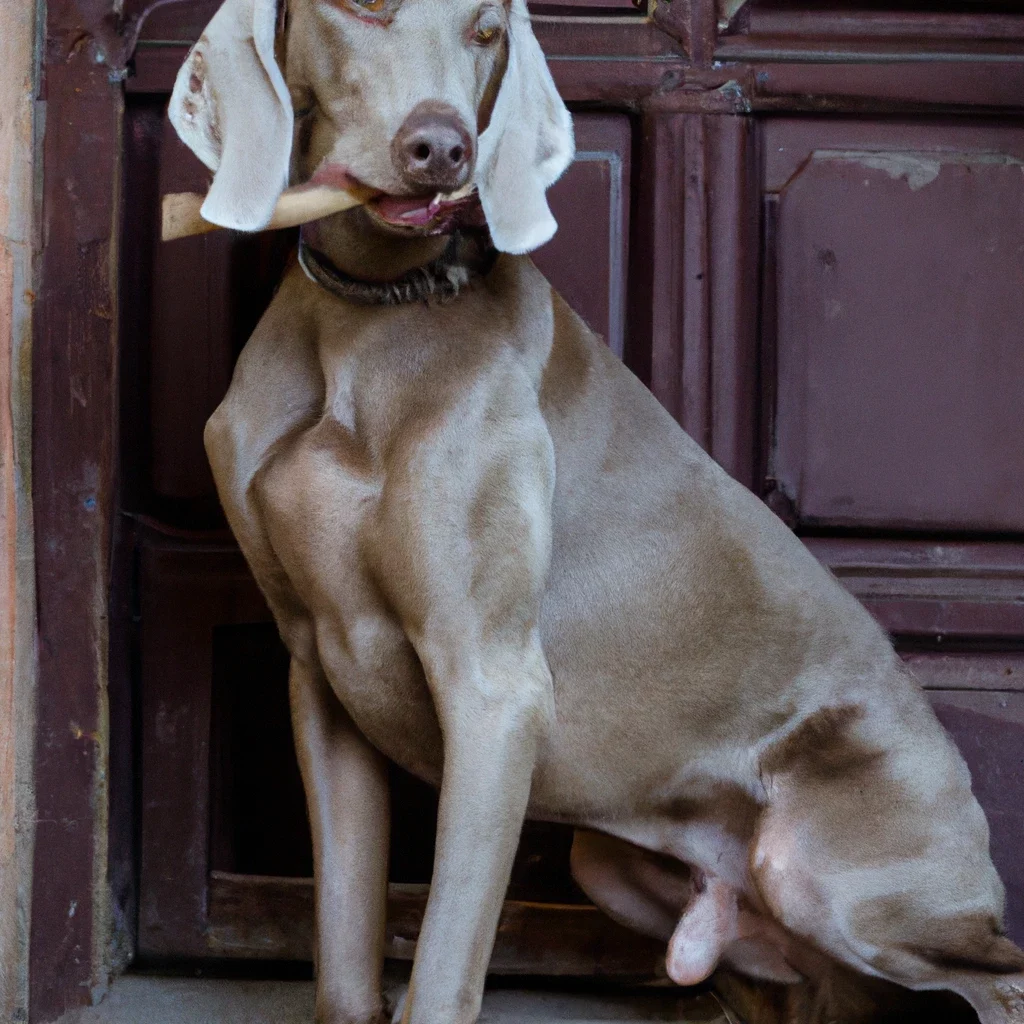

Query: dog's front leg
left=290, top=658, right=391, bottom=1024
left=402, top=645, right=553, bottom=1024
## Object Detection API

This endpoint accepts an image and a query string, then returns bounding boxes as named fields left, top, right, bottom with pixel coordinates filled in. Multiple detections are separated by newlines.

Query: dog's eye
left=473, top=9, right=503, bottom=44
left=352, top=0, right=386, bottom=10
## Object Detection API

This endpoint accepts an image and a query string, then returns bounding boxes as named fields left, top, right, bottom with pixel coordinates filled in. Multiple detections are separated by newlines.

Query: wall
left=0, top=0, right=39, bottom=1017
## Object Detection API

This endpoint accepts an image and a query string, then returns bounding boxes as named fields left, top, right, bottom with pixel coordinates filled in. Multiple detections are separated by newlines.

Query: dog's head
left=169, top=0, right=574, bottom=254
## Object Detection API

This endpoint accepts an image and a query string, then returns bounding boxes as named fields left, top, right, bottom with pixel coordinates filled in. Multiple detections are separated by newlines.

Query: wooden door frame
left=29, top=0, right=127, bottom=1019
left=27, top=0, right=1024, bottom=1020
left=1, top=0, right=40, bottom=1018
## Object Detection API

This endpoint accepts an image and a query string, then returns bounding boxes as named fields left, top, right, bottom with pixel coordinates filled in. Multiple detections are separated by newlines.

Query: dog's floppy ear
left=168, top=0, right=293, bottom=231
left=477, top=0, right=575, bottom=255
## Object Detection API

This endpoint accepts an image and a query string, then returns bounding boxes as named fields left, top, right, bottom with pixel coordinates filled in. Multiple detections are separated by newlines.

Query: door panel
left=116, top=10, right=1024, bottom=979
left=931, top=690, right=1024, bottom=945
left=131, top=108, right=639, bottom=962
left=531, top=0, right=641, bottom=10
left=141, top=111, right=630, bottom=511
left=534, top=115, right=632, bottom=357
left=149, top=119, right=236, bottom=506
left=138, top=110, right=294, bottom=527
left=764, top=122, right=1024, bottom=532
left=907, top=652, right=1024, bottom=693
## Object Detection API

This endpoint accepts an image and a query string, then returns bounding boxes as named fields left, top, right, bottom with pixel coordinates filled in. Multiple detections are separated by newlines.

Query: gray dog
left=169, top=1, right=1024, bottom=1021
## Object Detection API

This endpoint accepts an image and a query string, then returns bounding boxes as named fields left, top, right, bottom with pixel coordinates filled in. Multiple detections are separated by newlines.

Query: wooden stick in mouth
left=161, top=184, right=368, bottom=242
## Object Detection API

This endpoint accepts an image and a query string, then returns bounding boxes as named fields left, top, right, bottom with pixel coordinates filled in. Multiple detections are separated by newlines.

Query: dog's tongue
left=372, top=194, right=443, bottom=227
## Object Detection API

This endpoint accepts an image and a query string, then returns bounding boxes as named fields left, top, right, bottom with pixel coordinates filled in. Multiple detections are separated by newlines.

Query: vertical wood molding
left=631, top=111, right=686, bottom=420
left=707, top=116, right=759, bottom=488
left=687, top=0, right=719, bottom=64
left=30, top=0, right=123, bottom=1018
left=639, top=114, right=759, bottom=475
left=680, top=114, right=711, bottom=449
left=0, top=0, right=39, bottom=1017
left=651, top=0, right=691, bottom=51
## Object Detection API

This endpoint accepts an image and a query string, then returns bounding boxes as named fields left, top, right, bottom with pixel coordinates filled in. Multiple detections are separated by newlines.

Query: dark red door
left=107, top=0, right=1024, bottom=975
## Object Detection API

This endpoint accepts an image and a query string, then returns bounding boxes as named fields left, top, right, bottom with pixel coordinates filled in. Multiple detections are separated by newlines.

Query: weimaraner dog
left=168, top=1, right=1024, bottom=1022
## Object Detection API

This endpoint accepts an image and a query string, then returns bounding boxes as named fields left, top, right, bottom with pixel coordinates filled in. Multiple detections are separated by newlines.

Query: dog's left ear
left=477, top=0, right=575, bottom=255
left=168, top=0, right=293, bottom=231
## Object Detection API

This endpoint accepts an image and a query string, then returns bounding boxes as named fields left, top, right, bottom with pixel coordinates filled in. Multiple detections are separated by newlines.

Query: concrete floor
left=55, top=977, right=732, bottom=1024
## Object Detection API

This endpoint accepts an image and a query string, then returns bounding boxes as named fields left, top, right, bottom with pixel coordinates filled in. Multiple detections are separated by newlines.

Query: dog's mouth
left=369, top=189, right=476, bottom=229
left=308, top=164, right=484, bottom=236
left=367, top=186, right=484, bottom=236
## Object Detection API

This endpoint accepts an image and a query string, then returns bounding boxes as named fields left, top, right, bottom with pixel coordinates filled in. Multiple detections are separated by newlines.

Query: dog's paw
left=316, top=1015, right=391, bottom=1024
left=315, top=1004, right=393, bottom=1024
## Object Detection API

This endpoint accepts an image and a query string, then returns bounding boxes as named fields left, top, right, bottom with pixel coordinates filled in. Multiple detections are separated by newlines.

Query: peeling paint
left=715, top=79, right=751, bottom=113
left=813, top=149, right=1024, bottom=193
left=824, top=150, right=942, bottom=190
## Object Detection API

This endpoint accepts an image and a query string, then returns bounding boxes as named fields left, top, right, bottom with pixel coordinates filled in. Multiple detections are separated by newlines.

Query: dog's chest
left=253, top=419, right=446, bottom=781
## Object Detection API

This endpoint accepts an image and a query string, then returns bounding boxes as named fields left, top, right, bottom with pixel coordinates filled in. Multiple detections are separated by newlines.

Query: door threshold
left=53, top=975, right=733, bottom=1024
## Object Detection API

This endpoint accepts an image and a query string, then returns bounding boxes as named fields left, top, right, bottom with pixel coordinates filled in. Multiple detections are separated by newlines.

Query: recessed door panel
left=534, top=114, right=632, bottom=357
left=765, top=123, right=1024, bottom=532
left=930, top=689, right=1024, bottom=945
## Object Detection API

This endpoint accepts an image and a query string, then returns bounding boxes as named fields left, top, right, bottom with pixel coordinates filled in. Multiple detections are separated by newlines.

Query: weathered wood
left=804, top=539, right=1024, bottom=642
left=533, top=115, right=634, bottom=359
left=762, top=123, right=1024, bottom=537
left=631, top=110, right=686, bottom=417
left=207, top=873, right=666, bottom=975
left=739, top=59, right=1024, bottom=112
left=931, top=693, right=1024, bottom=944
left=31, top=0, right=124, bottom=1016
left=738, top=9, right=1024, bottom=43
left=706, top=116, right=758, bottom=491
left=137, top=541, right=273, bottom=960
left=0, top=0, right=39, bottom=1018
left=679, top=115, right=711, bottom=448
left=55, top=0, right=1024, bottom=1002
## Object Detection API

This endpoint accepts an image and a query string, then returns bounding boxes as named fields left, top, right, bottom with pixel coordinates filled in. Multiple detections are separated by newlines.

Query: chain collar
left=298, top=230, right=498, bottom=307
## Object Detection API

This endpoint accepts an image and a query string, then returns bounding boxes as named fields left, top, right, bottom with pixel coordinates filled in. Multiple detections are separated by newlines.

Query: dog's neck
left=299, top=207, right=497, bottom=306
left=303, top=208, right=452, bottom=283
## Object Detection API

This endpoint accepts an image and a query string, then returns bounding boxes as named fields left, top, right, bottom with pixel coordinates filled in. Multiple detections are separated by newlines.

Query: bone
left=161, top=184, right=367, bottom=242
left=162, top=182, right=478, bottom=242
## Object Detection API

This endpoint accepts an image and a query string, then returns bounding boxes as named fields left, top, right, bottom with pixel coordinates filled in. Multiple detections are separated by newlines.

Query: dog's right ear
left=168, top=0, right=293, bottom=231
left=476, top=0, right=574, bottom=255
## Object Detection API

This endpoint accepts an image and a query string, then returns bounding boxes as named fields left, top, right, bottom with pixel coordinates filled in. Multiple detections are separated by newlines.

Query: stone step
left=55, top=977, right=733, bottom=1024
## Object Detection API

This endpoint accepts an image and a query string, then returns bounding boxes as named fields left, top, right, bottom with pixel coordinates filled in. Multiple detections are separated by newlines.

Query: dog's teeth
left=433, top=184, right=476, bottom=205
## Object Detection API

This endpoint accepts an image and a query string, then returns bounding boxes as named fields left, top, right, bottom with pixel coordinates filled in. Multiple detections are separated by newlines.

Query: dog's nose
left=392, top=103, right=474, bottom=194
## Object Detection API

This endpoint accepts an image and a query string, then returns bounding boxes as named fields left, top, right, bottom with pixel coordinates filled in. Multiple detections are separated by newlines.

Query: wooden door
left=121, top=96, right=649, bottom=968
left=30, top=0, right=1024, bottom=1009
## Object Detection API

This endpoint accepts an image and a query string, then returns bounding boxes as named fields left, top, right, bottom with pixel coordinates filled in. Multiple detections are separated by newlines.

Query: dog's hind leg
left=753, top=696, right=1024, bottom=1023
left=570, top=829, right=694, bottom=943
